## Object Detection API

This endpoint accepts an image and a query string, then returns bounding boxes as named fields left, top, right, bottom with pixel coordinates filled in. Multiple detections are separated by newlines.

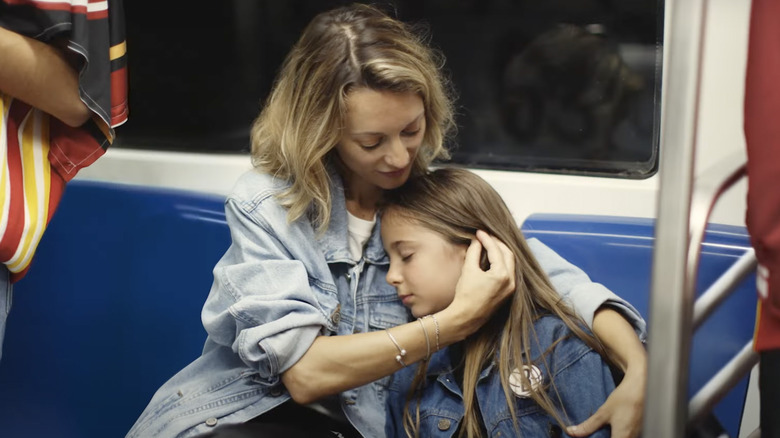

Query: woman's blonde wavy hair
left=380, top=168, right=615, bottom=438
left=250, top=3, right=455, bottom=233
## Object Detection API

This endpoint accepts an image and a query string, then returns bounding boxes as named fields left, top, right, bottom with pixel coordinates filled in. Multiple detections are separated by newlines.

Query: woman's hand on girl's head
left=439, top=230, right=516, bottom=338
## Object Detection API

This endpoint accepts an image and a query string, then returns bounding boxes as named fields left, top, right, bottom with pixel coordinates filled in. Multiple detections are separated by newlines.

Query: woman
left=127, top=4, right=646, bottom=438
left=382, top=168, right=618, bottom=437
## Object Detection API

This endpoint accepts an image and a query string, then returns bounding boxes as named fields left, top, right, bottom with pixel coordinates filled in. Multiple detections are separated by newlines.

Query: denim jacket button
left=205, top=417, right=218, bottom=427
left=331, top=305, right=341, bottom=325
left=270, top=387, right=282, bottom=397
left=437, top=419, right=451, bottom=431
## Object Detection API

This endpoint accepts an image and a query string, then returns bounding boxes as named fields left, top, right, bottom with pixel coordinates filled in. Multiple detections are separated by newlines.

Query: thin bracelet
left=417, top=318, right=431, bottom=361
left=429, top=314, right=441, bottom=352
left=385, top=329, right=407, bottom=366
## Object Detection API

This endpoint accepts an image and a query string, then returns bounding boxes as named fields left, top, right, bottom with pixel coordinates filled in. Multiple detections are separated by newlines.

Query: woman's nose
left=385, top=137, right=411, bottom=168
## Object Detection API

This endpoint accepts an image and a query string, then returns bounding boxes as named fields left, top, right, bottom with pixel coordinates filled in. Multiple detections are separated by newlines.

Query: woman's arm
left=282, top=230, right=515, bottom=404
left=0, top=27, right=89, bottom=127
left=527, top=238, right=647, bottom=338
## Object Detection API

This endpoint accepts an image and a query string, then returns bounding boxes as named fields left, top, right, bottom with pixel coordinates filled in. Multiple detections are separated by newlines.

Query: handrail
left=686, top=159, right=748, bottom=305
left=688, top=341, right=759, bottom=424
left=643, top=0, right=709, bottom=435
left=693, top=248, right=756, bottom=330
left=683, top=152, right=750, bottom=433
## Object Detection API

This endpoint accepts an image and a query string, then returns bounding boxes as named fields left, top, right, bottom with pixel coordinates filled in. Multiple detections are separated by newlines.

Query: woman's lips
left=381, top=167, right=407, bottom=178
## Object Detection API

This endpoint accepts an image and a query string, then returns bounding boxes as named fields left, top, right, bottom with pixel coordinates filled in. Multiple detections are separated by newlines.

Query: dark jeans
left=760, top=349, right=780, bottom=438
left=205, top=401, right=362, bottom=438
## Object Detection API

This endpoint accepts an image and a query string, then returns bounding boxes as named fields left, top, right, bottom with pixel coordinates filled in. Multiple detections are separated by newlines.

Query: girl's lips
left=400, top=294, right=413, bottom=305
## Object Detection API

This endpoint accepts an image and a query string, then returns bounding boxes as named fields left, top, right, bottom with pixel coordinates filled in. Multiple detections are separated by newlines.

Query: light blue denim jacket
left=385, top=315, right=616, bottom=438
left=127, top=169, right=646, bottom=438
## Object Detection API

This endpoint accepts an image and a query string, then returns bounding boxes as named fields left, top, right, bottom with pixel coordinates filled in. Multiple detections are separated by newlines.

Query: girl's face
left=336, top=88, right=425, bottom=196
left=381, top=211, right=467, bottom=317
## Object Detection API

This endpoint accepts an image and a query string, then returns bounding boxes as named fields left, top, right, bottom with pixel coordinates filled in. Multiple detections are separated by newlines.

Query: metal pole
left=642, top=0, right=709, bottom=436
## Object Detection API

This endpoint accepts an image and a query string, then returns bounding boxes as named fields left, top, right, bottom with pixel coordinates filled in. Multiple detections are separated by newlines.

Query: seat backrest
left=0, top=180, right=230, bottom=438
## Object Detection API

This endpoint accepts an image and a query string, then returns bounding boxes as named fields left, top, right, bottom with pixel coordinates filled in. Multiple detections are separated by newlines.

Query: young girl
left=381, top=168, right=619, bottom=437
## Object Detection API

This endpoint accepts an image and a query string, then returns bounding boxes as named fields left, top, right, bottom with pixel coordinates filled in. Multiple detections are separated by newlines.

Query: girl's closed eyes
left=382, top=213, right=467, bottom=318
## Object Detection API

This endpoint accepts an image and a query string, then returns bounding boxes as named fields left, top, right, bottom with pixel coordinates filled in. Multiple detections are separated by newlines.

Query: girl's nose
left=386, top=264, right=402, bottom=286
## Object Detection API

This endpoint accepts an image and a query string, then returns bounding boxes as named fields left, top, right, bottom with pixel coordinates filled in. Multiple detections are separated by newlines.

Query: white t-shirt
left=347, top=211, right=376, bottom=262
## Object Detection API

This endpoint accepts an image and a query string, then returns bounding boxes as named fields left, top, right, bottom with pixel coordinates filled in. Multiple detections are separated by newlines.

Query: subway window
left=117, top=0, right=662, bottom=178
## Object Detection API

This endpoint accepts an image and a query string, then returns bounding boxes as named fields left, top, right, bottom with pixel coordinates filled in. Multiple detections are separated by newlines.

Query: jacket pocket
left=367, top=291, right=409, bottom=330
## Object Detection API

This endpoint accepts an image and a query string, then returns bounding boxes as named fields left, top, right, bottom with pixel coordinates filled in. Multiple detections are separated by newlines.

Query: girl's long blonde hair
left=251, top=3, right=455, bottom=233
left=380, top=168, right=613, bottom=438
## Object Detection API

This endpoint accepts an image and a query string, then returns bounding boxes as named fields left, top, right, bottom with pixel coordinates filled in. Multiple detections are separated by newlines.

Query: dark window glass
left=117, top=0, right=662, bottom=178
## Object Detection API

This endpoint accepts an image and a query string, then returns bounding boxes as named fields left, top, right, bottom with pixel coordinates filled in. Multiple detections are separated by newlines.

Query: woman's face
left=336, top=88, right=425, bottom=194
left=381, top=211, right=467, bottom=318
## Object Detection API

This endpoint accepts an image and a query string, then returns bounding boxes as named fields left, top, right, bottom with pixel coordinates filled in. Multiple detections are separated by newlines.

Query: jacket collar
left=427, top=348, right=497, bottom=379
left=422, top=345, right=498, bottom=398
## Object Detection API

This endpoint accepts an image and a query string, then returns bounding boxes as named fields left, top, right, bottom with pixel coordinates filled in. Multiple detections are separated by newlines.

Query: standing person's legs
left=760, top=350, right=780, bottom=438
left=0, top=264, right=12, bottom=363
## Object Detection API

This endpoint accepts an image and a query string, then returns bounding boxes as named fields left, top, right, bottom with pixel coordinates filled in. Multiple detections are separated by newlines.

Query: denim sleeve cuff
left=234, top=308, right=328, bottom=384
left=599, top=298, right=648, bottom=343
left=250, top=324, right=324, bottom=384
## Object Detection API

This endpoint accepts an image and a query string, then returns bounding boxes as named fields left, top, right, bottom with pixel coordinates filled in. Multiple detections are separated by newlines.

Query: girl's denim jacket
left=385, top=315, right=615, bottom=438
left=127, top=169, right=646, bottom=438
